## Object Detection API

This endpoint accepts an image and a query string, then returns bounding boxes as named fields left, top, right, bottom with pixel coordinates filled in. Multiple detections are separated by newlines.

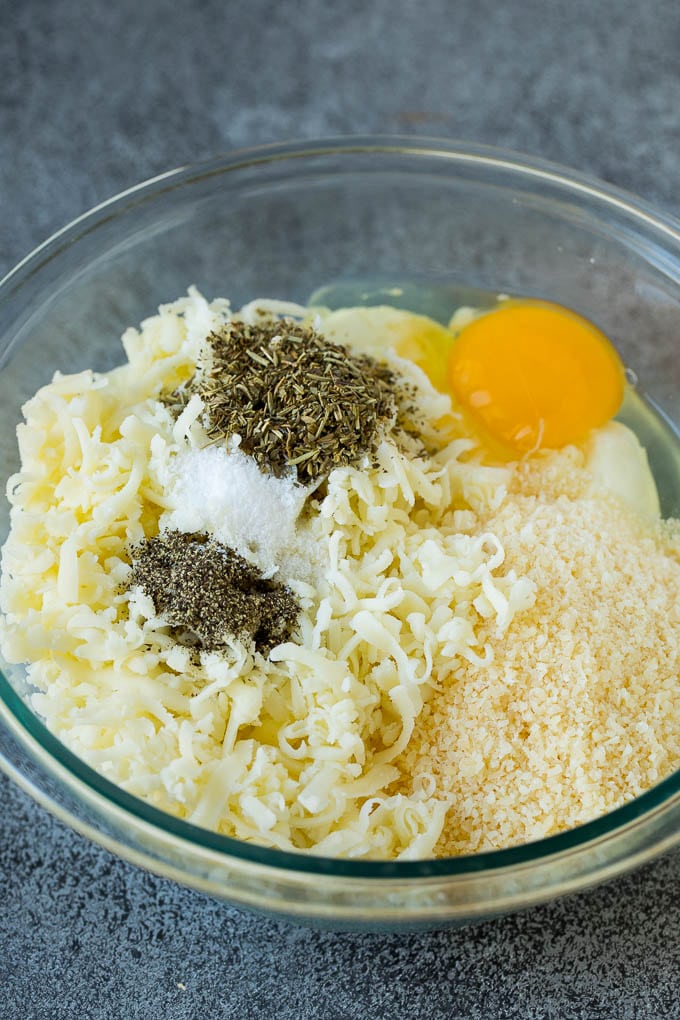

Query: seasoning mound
left=192, top=320, right=399, bottom=483
left=129, top=530, right=299, bottom=655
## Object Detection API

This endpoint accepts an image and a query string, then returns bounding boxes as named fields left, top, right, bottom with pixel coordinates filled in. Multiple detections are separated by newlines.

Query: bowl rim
left=4, top=134, right=680, bottom=295
left=1, top=134, right=679, bottom=884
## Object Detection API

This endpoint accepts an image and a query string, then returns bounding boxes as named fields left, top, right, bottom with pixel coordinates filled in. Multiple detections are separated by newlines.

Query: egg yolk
left=447, top=301, right=625, bottom=455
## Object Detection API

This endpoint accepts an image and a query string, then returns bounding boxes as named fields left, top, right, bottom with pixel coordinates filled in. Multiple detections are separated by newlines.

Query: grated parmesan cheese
left=1, top=289, right=678, bottom=860
left=397, top=470, right=680, bottom=853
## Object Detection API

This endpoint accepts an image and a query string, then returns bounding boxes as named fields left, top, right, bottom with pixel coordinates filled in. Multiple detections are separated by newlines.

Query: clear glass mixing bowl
left=0, top=138, right=678, bottom=931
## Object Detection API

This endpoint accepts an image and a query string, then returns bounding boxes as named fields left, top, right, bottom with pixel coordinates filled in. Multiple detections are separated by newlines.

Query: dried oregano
left=188, top=320, right=399, bottom=483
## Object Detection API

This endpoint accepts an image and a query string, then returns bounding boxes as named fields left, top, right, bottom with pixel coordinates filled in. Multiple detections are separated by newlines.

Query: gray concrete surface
left=2, top=0, right=680, bottom=1016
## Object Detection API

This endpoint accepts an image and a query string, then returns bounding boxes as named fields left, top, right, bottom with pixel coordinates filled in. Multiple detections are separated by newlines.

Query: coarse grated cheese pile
left=1, top=289, right=679, bottom=859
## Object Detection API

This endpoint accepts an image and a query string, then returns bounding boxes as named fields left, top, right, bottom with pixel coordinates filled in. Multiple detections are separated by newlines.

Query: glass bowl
left=1, top=138, right=678, bottom=931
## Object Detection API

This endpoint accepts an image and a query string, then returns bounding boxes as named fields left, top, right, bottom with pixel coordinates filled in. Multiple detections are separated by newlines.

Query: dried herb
left=129, top=530, right=299, bottom=655
left=190, top=320, right=399, bottom=483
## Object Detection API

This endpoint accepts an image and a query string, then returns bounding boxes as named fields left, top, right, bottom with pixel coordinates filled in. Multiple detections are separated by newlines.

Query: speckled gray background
left=2, top=1, right=680, bottom=1017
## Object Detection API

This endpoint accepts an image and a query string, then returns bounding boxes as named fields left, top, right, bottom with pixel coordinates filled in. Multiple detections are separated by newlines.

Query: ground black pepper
left=129, top=530, right=299, bottom=655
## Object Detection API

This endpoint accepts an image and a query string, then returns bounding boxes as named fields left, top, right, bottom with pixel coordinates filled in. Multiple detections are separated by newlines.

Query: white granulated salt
left=160, top=444, right=315, bottom=580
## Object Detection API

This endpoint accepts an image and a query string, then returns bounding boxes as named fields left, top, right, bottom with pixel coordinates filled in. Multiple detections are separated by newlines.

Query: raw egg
left=447, top=300, right=625, bottom=455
